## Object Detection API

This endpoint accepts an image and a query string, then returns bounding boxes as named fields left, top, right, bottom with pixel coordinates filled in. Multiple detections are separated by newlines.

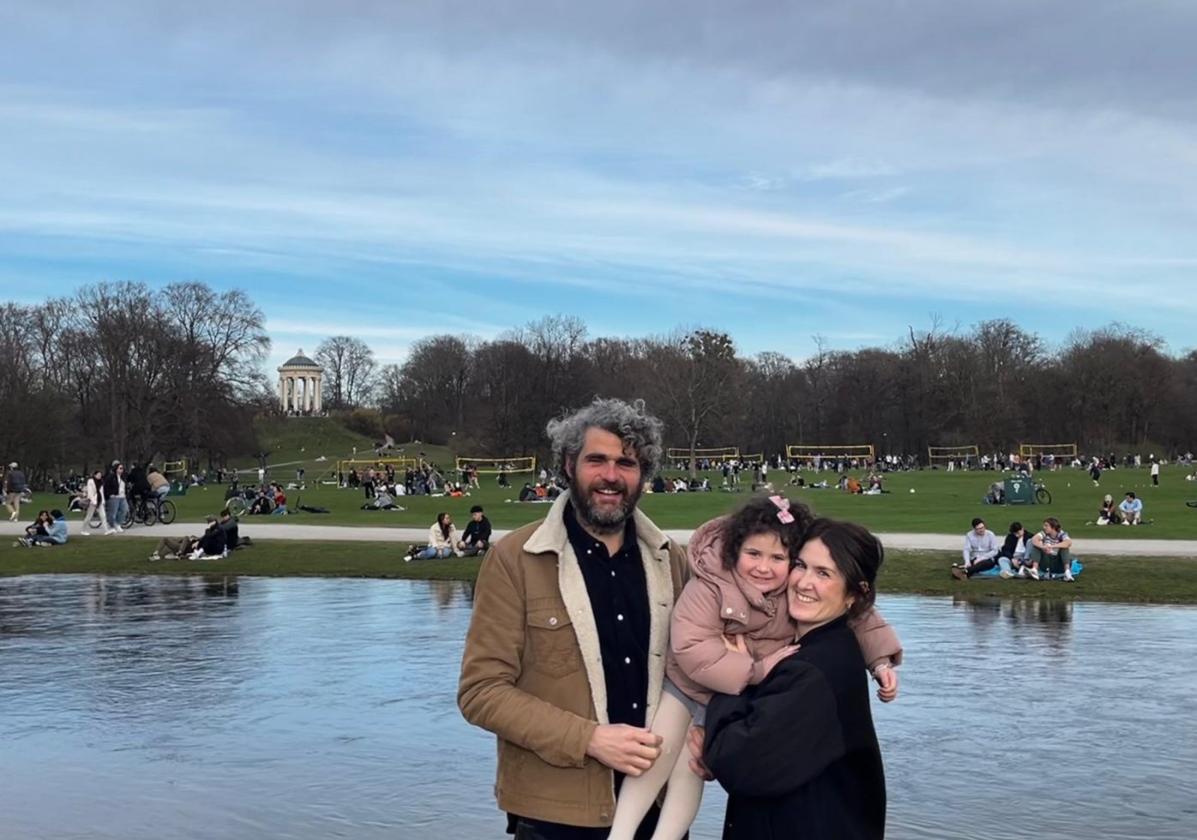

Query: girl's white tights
left=607, top=690, right=706, bottom=840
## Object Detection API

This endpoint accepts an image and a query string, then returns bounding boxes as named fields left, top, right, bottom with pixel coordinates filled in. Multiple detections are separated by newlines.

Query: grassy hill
left=226, top=416, right=457, bottom=478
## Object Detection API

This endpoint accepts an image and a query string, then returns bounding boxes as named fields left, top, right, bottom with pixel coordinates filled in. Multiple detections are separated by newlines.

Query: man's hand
left=872, top=663, right=899, bottom=703
left=686, top=725, right=713, bottom=780
left=585, top=724, right=662, bottom=776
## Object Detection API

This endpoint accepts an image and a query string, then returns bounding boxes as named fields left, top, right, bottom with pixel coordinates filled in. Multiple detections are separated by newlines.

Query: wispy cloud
left=2, top=2, right=1196, bottom=361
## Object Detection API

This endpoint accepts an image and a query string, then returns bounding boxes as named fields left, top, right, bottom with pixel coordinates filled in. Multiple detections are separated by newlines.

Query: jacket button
left=548, top=616, right=558, bottom=626
left=725, top=607, right=733, bottom=615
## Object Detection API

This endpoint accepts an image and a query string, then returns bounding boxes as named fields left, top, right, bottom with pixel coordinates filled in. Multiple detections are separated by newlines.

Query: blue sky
left=3, top=1, right=1196, bottom=371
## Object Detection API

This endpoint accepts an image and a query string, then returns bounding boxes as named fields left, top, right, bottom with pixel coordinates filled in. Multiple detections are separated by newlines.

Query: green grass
left=224, top=416, right=457, bottom=476
left=54, top=463, right=1197, bottom=540
left=2, top=540, right=1195, bottom=603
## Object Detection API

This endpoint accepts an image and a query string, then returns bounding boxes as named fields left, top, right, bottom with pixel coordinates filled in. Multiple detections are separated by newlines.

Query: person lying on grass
left=148, top=516, right=227, bottom=561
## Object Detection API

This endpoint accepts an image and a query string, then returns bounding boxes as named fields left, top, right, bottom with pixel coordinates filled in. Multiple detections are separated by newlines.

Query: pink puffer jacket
left=664, top=516, right=903, bottom=706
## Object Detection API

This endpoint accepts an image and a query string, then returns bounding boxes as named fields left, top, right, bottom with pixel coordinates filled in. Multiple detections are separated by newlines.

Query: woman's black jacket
left=703, top=614, right=886, bottom=839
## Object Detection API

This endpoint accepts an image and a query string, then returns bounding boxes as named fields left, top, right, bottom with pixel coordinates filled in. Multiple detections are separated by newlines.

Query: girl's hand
left=722, top=633, right=748, bottom=654
left=872, top=663, right=899, bottom=702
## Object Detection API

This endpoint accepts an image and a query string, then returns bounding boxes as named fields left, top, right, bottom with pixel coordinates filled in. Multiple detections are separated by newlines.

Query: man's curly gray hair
left=546, top=398, right=664, bottom=482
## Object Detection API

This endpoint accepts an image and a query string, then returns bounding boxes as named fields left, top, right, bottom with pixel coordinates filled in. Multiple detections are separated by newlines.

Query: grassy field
left=37, top=462, right=1197, bottom=539
left=3, top=539, right=1196, bottom=604
left=223, top=416, right=457, bottom=478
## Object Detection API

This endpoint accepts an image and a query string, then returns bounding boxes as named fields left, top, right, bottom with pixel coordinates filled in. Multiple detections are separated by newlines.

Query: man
left=218, top=509, right=241, bottom=550
left=4, top=461, right=27, bottom=522
left=147, top=466, right=171, bottom=503
left=1118, top=492, right=1143, bottom=525
left=459, top=398, right=689, bottom=838
left=1150, top=459, right=1160, bottom=487
left=1025, top=517, right=1075, bottom=581
left=457, top=504, right=492, bottom=557
left=953, top=517, right=1001, bottom=580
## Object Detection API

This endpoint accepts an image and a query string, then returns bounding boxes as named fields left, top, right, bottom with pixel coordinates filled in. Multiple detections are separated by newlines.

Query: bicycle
left=1033, top=480, right=1052, bottom=505
left=123, top=495, right=178, bottom=527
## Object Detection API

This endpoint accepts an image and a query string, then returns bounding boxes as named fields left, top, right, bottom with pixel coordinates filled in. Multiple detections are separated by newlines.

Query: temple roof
left=279, top=349, right=322, bottom=370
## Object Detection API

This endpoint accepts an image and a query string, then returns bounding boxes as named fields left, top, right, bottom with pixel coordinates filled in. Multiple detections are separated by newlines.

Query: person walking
left=80, top=469, right=110, bottom=535
left=103, top=462, right=128, bottom=533
left=5, top=461, right=28, bottom=522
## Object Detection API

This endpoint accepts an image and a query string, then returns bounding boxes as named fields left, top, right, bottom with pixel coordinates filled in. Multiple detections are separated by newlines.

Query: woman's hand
left=686, top=725, right=713, bottom=780
left=722, top=633, right=749, bottom=654
left=872, top=663, right=899, bottom=702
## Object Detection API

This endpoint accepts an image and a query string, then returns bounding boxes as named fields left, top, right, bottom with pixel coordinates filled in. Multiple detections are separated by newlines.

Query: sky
left=2, top=1, right=1196, bottom=371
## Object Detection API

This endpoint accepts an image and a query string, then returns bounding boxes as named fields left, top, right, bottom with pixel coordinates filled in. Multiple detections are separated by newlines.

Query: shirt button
left=624, top=657, right=631, bottom=664
left=611, top=570, right=616, bottom=577
left=632, top=702, right=638, bottom=709
left=617, top=614, right=623, bottom=621
left=725, top=608, right=733, bottom=615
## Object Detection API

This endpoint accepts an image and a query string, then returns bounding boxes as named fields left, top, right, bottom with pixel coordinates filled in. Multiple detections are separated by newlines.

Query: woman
left=1097, top=494, right=1121, bottom=526
left=412, top=512, right=458, bottom=560
left=81, top=469, right=110, bottom=535
left=702, top=518, right=887, bottom=839
left=17, top=510, right=54, bottom=546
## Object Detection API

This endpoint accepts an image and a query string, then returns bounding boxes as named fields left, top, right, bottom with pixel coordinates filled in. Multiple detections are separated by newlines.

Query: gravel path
left=4, top=520, right=1195, bottom=557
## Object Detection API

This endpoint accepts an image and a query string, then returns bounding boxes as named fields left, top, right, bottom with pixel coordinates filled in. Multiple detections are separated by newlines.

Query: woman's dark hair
left=720, top=495, right=814, bottom=571
left=436, top=512, right=452, bottom=541
left=1009, top=521, right=1022, bottom=534
left=36, top=509, right=51, bottom=522
left=800, top=518, right=883, bottom=618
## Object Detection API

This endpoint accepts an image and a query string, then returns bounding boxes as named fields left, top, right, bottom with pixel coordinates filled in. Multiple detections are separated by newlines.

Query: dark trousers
left=965, top=557, right=998, bottom=577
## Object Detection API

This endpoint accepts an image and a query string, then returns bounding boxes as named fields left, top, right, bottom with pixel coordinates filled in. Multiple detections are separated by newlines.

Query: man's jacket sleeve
left=458, top=549, right=597, bottom=767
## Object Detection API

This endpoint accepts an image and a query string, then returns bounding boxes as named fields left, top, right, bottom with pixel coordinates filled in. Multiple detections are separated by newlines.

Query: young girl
left=608, top=495, right=903, bottom=839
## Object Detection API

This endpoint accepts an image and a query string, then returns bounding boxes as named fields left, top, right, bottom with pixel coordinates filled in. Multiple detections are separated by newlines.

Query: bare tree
left=316, top=336, right=377, bottom=410
left=647, top=328, right=741, bottom=477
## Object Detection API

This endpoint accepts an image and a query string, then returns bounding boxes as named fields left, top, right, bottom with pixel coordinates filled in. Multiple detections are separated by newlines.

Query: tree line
left=5, top=283, right=1194, bottom=482
left=1, top=281, right=268, bottom=480
left=377, top=316, right=1197, bottom=464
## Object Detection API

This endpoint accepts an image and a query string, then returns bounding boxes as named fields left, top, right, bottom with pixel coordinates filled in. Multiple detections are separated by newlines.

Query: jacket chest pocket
left=526, top=608, right=582, bottom=678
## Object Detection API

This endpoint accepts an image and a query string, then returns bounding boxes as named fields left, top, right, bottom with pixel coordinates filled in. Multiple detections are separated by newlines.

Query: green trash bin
left=1003, top=476, right=1035, bottom=505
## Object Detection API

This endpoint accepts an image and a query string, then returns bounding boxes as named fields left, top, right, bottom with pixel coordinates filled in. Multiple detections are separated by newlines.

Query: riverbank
left=4, top=540, right=1197, bottom=603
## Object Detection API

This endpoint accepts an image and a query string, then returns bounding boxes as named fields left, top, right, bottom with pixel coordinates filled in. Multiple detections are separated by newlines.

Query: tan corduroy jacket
left=457, top=493, right=688, bottom=827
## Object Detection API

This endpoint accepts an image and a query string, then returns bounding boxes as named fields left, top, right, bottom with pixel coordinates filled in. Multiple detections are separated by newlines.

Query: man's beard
left=571, top=478, right=642, bottom=534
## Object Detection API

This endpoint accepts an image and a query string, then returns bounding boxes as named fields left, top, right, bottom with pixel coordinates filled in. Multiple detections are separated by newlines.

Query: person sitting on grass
left=219, top=509, right=245, bottom=550
left=984, top=480, right=1005, bottom=505
left=1097, top=494, right=1122, bottom=526
left=1118, top=492, right=1143, bottom=525
left=952, top=517, right=1001, bottom=580
left=1024, top=517, right=1075, bottom=581
left=457, top=504, right=492, bottom=557
left=996, top=521, right=1029, bottom=577
left=248, top=486, right=274, bottom=515
left=407, top=512, right=459, bottom=561
left=271, top=484, right=288, bottom=516
left=16, top=509, right=69, bottom=547
left=18, top=509, right=53, bottom=546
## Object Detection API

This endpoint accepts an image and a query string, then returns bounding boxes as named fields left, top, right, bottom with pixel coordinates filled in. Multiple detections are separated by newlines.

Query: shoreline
left=3, top=540, right=1196, bottom=604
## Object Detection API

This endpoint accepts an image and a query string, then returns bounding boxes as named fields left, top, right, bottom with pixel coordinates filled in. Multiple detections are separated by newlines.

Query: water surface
left=1, top=577, right=1193, bottom=839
